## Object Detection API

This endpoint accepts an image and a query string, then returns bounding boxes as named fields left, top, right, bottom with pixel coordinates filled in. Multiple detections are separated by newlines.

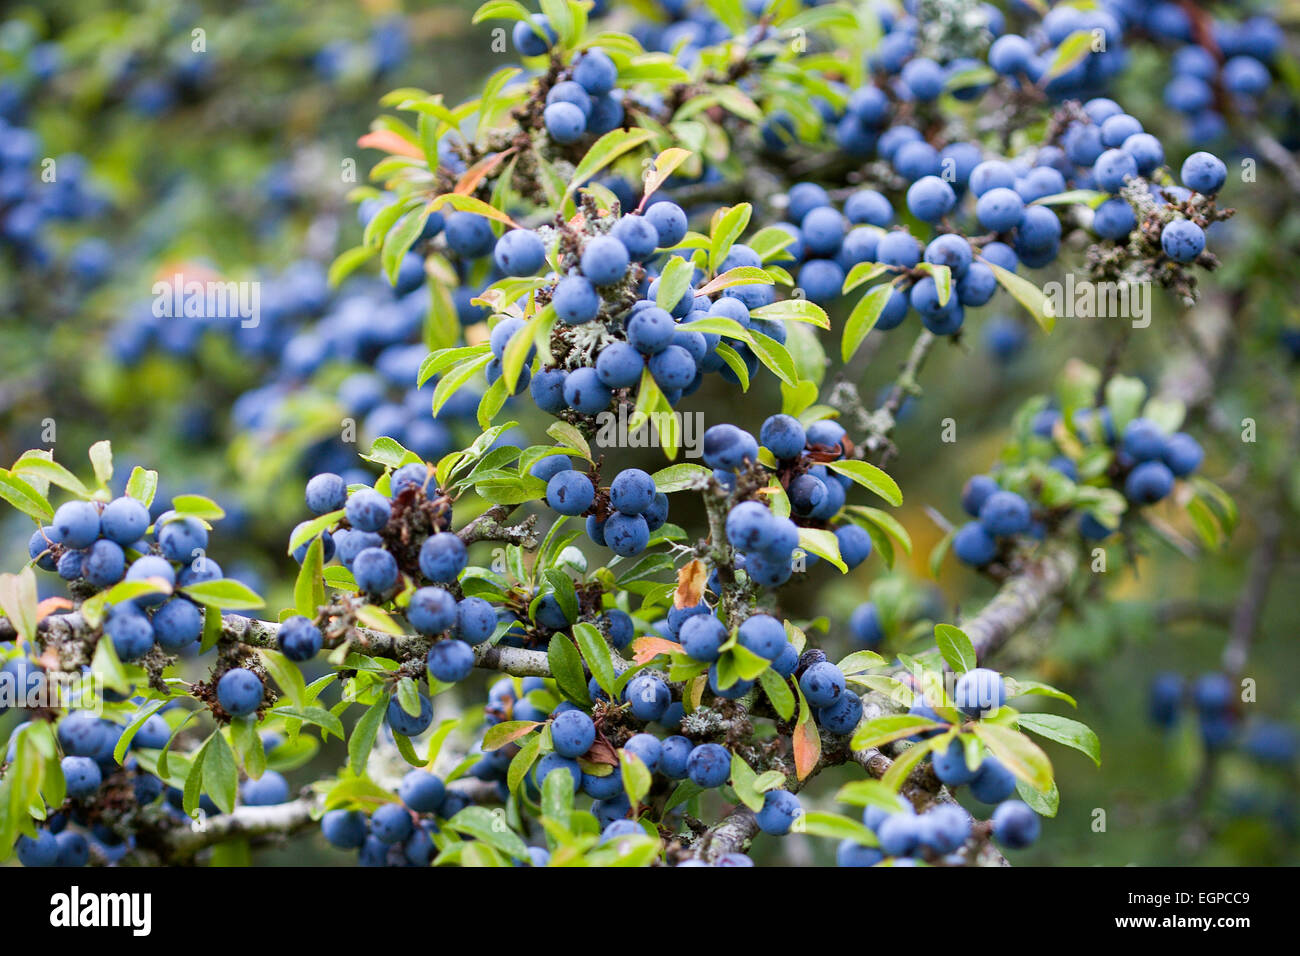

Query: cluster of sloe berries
left=953, top=408, right=1205, bottom=568
left=320, top=766, right=474, bottom=867
left=708, top=416, right=873, bottom=589
left=29, top=495, right=229, bottom=661
left=293, top=466, right=498, bottom=697
left=542, top=463, right=668, bottom=559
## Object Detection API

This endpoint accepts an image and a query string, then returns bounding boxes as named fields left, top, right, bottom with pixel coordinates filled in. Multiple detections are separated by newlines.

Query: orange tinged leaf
left=455, top=148, right=516, bottom=195
left=630, top=636, right=683, bottom=664
left=793, top=686, right=821, bottom=780
left=37, top=596, right=73, bottom=618
left=675, top=558, right=707, bottom=609
left=357, top=129, right=425, bottom=160
left=794, top=716, right=821, bottom=780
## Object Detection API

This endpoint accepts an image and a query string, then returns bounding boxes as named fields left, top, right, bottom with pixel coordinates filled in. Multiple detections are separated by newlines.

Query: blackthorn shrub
left=1, top=0, right=1294, bottom=874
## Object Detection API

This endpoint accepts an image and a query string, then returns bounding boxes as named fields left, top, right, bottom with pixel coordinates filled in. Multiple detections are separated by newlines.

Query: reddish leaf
left=585, top=733, right=619, bottom=766
left=630, top=636, right=683, bottom=664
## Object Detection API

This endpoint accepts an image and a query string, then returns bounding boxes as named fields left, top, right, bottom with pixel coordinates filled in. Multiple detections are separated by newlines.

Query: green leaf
left=171, top=494, right=225, bottom=521
left=713, top=342, right=750, bottom=390
left=1031, top=189, right=1109, bottom=208
left=112, top=699, right=169, bottom=764
left=274, top=706, right=345, bottom=741
left=12, top=452, right=88, bottom=497
left=328, top=244, right=378, bottom=288
left=841, top=283, right=896, bottom=362
left=446, top=805, right=529, bottom=860
left=758, top=668, right=795, bottom=721
left=842, top=261, right=891, bottom=295
left=836, top=650, right=886, bottom=675
left=796, top=527, right=847, bottom=573
left=1104, top=375, right=1147, bottom=435
left=1016, top=713, right=1101, bottom=766
left=382, top=207, right=431, bottom=286
left=708, top=203, right=753, bottom=272
left=929, top=529, right=954, bottom=579
left=746, top=330, right=799, bottom=386
left=696, top=266, right=772, bottom=297
left=795, top=811, right=877, bottom=846
left=181, top=578, right=264, bottom=610
left=546, top=421, right=592, bottom=462
left=850, top=714, right=947, bottom=751
left=542, top=569, right=579, bottom=624
left=834, top=778, right=907, bottom=811
left=287, top=510, right=345, bottom=555
left=348, top=698, right=388, bottom=774
left=1004, top=678, right=1077, bottom=708
left=918, top=262, right=952, bottom=306
left=432, top=351, right=493, bottom=417
left=573, top=622, right=617, bottom=698
left=0, top=469, right=53, bottom=523
left=419, top=344, right=491, bottom=386
left=548, top=635, right=592, bottom=706
left=396, top=676, right=422, bottom=718
left=538, top=0, right=576, bottom=46
left=882, top=737, right=937, bottom=791
left=88, top=441, right=113, bottom=487
left=1186, top=495, right=1224, bottom=550
left=728, top=752, right=765, bottom=811
left=294, top=535, right=326, bottom=619
left=655, top=255, right=695, bottom=311
left=125, top=466, right=159, bottom=507
left=1044, top=29, right=1096, bottom=80
left=259, top=648, right=308, bottom=710
left=483, top=720, right=542, bottom=751
left=639, top=147, right=694, bottom=203
left=501, top=312, right=541, bottom=394
left=0, top=568, right=39, bottom=644
left=844, top=505, right=912, bottom=564
left=620, top=750, right=652, bottom=806
left=971, top=722, right=1054, bottom=791
left=729, top=644, right=772, bottom=681
left=823, top=459, right=903, bottom=507
left=508, top=733, right=542, bottom=793
left=183, top=736, right=211, bottom=819
left=935, top=624, right=977, bottom=674
left=1016, top=776, right=1059, bottom=817
left=749, top=225, right=797, bottom=262
left=203, top=731, right=239, bottom=814
left=90, top=631, right=131, bottom=695
left=985, top=260, right=1055, bottom=333
left=648, top=463, right=711, bottom=493
left=664, top=780, right=705, bottom=813
left=564, top=128, right=655, bottom=202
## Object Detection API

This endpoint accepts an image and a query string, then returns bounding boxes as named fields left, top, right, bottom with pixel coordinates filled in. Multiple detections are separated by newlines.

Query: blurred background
left=0, top=0, right=1296, bottom=865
